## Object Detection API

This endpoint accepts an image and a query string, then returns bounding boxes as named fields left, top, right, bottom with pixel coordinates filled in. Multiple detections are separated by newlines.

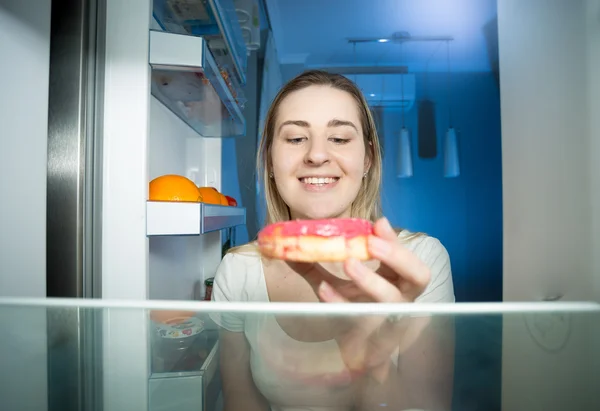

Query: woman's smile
left=298, top=176, right=341, bottom=192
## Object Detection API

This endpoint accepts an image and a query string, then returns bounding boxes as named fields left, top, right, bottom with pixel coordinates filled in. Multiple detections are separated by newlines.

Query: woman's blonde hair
left=228, top=70, right=416, bottom=254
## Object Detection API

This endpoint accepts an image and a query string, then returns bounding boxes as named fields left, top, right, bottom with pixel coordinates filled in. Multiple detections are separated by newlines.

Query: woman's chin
left=291, top=207, right=351, bottom=221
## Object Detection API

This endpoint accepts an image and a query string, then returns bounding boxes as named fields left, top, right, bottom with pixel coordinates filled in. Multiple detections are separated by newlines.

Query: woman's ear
left=364, top=141, right=373, bottom=171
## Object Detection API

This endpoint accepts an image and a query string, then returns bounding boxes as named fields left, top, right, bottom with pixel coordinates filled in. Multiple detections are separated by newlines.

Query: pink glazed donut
left=257, top=218, right=374, bottom=262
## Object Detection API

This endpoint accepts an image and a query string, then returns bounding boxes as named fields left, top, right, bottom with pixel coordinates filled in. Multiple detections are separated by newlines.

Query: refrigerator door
left=46, top=0, right=105, bottom=410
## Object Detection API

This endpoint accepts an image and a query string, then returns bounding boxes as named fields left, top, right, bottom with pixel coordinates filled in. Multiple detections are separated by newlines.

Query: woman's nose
left=304, top=139, right=330, bottom=165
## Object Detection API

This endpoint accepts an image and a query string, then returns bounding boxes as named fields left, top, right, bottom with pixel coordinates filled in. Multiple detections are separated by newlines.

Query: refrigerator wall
left=0, top=1, right=51, bottom=410
left=0, top=1, right=50, bottom=296
left=498, top=1, right=600, bottom=409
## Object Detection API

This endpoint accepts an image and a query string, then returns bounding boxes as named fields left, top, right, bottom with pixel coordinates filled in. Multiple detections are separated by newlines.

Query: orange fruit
left=198, top=186, right=222, bottom=205
left=218, top=193, right=229, bottom=206
left=149, top=175, right=203, bottom=202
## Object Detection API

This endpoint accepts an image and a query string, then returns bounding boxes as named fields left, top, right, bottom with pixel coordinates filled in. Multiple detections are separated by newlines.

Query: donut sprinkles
left=257, top=218, right=374, bottom=262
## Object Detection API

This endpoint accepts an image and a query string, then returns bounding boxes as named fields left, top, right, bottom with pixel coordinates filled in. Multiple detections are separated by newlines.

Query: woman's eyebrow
left=327, top=119, right=358, bottom=132
left=278, top=120, right=309, bottom=133
left=277, top=119, right=358, bottom=133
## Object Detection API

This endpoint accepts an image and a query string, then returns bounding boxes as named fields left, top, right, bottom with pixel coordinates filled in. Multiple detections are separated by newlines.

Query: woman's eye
left=329, top=137, right=350, bottom=144
left=286, top=137, right=305, bottom=144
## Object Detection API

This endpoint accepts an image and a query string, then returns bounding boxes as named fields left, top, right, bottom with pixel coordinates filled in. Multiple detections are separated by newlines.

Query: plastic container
left=151, top=316, right=208, bottom=373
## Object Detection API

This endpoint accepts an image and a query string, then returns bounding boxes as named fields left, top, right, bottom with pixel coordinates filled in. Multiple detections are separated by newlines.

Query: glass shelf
left=1, top=299, right=599, bottom=411
left=149, top=30, right=246, bottom=138
left=152, top=0, right=248, bottom=86
left=146, top=201, right=246, bottom=236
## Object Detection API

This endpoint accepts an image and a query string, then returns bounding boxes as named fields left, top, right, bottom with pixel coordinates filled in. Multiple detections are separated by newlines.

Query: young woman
left=211, top=70, right=455, bottom=411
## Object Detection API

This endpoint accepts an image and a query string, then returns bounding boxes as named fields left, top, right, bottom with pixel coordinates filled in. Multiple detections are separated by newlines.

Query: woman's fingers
left=344, top=258, right=403, bottom=302
left=339, top=315, right=432, bottom=380
left=368, top=218, right=431, bottom=297
left=370, top=361, right=391, bottom=384
left=366, top=317, right=411, bottom=364
left=367, top=315, right=432, bottom=364
left=373, top=217, right=399, bottom=241
left=317, top=281, right=348, bottom=303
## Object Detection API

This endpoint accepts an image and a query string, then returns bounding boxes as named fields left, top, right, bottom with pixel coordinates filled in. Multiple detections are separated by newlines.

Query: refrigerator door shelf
left=149, top=30, right=246, bottom=138
left=146, top=201, right=246, bottom=236
left=152, top=0, right=248, bottom=85
left=149, top=339, right=221, bottom=411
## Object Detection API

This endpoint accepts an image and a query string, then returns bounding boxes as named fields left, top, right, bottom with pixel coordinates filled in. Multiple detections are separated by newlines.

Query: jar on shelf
left=204, top=277, right=214, bottom=301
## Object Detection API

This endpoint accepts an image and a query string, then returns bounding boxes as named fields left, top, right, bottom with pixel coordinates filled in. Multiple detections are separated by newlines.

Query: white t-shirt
left=211, top=231, right=455, bottom=411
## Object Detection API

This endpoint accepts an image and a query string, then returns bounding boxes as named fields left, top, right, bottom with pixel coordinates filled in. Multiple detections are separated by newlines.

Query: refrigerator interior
left=148, top=96, right=224, bottom=302
left=146, top=1, right=248, bottom=303
left=100, top=0, right=252, bottom=409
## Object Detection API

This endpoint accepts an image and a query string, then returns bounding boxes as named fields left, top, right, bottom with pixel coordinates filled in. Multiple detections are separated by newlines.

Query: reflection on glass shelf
left=0, top=299, right=598, bottom=411
left=149, top=313, right=221, bottom=411
left=149, top=311, right=216, bottom=373
left=146, top=201, right=246, bottom=236
left=149, top=30, right=246, bottom=138
left=152, top=0, right=247, bottom=85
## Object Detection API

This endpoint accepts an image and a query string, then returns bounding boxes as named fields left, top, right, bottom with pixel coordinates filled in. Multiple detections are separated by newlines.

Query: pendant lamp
left=396, top=43, right=413, bottom=178
left=444, top=127, right=460, bottom=177
left=444, top=40, right=460, bottom=178
left=397, top=126, right=413, bottom=178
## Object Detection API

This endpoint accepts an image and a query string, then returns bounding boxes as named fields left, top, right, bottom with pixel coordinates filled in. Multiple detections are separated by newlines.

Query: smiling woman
left=211, top=70, right=455, bottom=411
left=271, top=85, right=369, bottom=220
left=259, top=70, right=383, bottom=224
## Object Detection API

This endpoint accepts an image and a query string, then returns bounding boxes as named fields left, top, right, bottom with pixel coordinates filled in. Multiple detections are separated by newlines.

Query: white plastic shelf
left=149, top=30, right=246, bottom=138
left=146, top=201, right=246, bottom=236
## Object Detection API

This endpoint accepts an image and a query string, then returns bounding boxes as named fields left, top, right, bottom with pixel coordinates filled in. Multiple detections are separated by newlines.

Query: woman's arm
left=388, top=235, right=456, bottom=410
left=398, top=316, right=455, bottom=409
left=219, top=329, right=270, bottom=411
left=359, top=316, right=455, bottom=411
left=317, top=221, right=456, bottom=410
left=210, top=254, right=269, bottom=410
left=392, top=234, right=456, bottom=409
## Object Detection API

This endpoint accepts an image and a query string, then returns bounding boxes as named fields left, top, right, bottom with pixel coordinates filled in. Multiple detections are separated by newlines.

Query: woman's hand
left=319, top=217, right=430, bottom=304
left=316, top=217, right=433, bottom=382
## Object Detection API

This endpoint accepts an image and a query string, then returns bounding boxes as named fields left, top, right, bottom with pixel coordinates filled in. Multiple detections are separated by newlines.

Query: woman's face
left=270, top=85, right=370, bottom=220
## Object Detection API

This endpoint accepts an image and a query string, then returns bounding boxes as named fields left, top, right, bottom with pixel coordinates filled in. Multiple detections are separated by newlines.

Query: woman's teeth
left=300, top=177, right=337, bottom=185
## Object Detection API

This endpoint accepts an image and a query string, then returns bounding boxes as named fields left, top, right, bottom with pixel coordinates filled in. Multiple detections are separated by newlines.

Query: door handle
left=542, top=294, right=563, bottom=302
